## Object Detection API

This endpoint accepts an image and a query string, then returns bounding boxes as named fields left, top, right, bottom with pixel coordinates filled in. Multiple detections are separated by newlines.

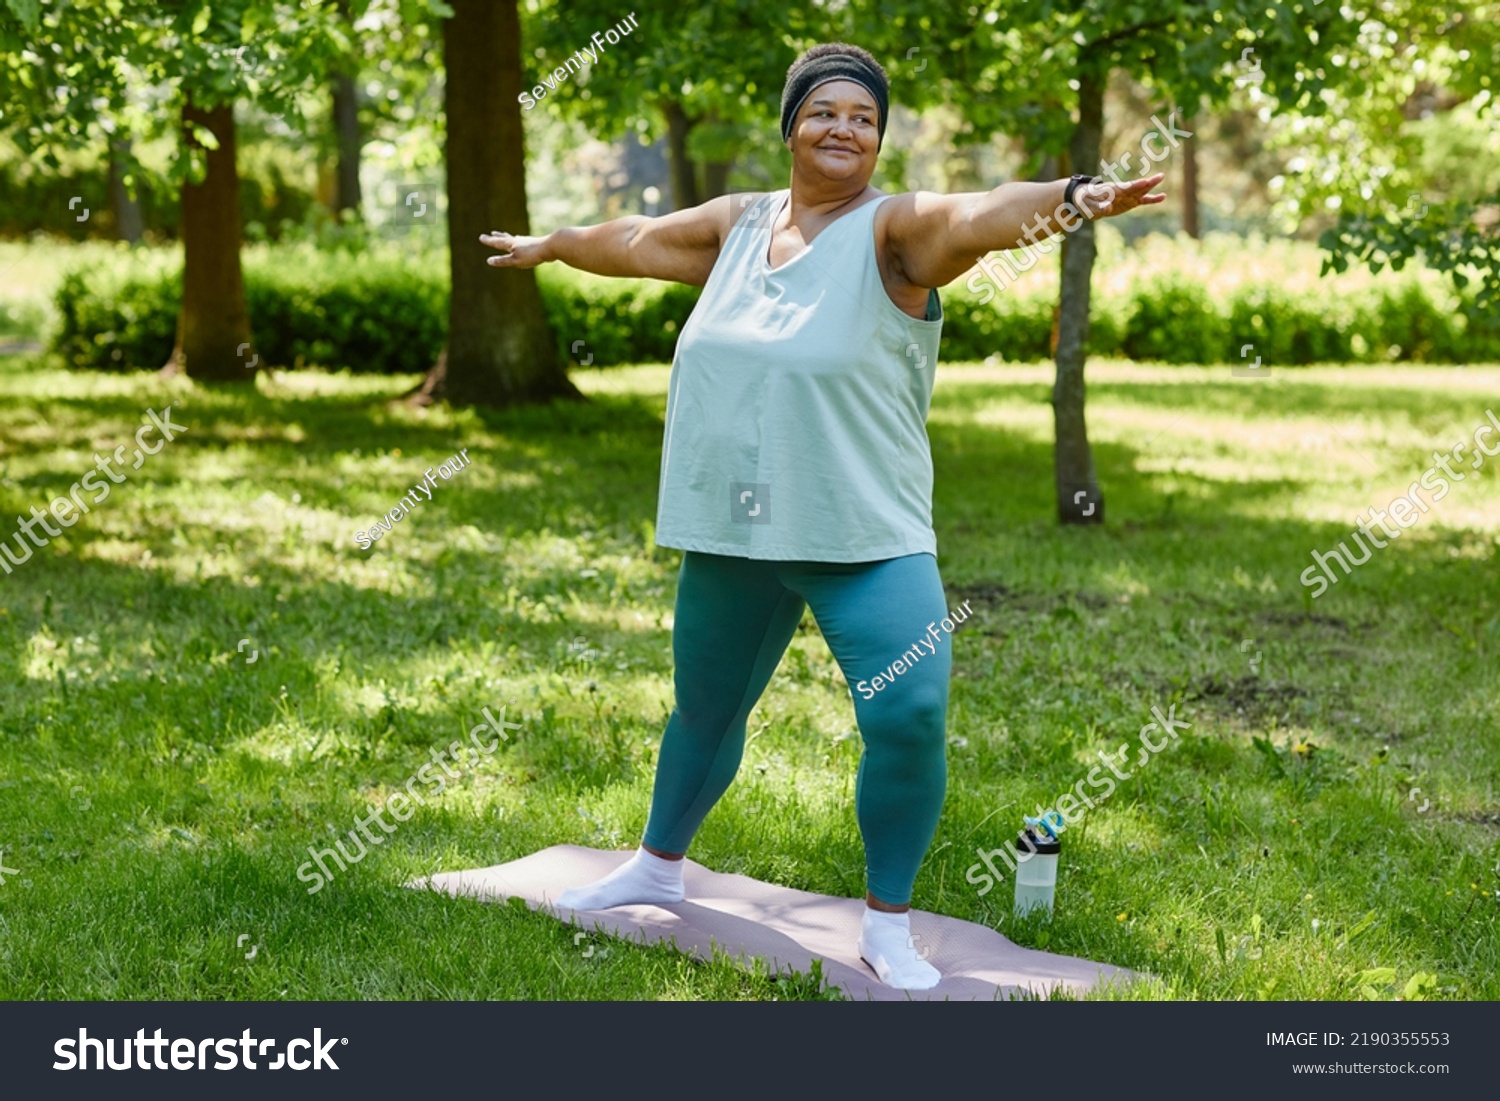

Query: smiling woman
left=479, top=40, right=1164, bottom=991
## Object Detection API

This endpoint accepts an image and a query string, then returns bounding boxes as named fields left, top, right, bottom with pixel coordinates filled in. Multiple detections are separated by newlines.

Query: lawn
left=0, top=353, right=1496, bottom=1000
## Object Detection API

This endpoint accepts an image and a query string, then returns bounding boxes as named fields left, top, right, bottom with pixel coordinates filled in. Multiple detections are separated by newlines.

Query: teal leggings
left=643, top=551, right=955, bottom=905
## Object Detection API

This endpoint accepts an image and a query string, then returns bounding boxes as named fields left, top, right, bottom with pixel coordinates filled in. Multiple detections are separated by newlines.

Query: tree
left=863, top=0, right=1364, bottom=523
left=329, top=0, right=362, bottom=217
left=0, top=0, right=348, bottom=381
left=330, top=75, right=362, bottom=216
left=1287, top=4, right=1499, bottom=333
left=107, top=135, right=145, bottom=243
left=1180, top=112, right=1199, bottom=238
left=407, top=0, right=577, bottom=406
left=164, top=97, right=252, bottom=379
left=526, top=0, right=821, bottom=209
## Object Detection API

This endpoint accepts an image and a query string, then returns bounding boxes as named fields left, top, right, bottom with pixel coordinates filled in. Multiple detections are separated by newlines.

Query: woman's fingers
left=480, top=232, right=547, bottom=268
left=481, top=231, right=518, bottom=266
left=1122, top=173, right=1165, bottom=191
left=1086, top=174, right=1168, bottom=218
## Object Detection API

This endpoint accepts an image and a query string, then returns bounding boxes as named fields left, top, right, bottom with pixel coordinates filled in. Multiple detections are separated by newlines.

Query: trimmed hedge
left=50, top=244, right=1500, bottom=371
left=51, top=250, right=698, bottom=373
left=52, top=252, right=446, bottom=374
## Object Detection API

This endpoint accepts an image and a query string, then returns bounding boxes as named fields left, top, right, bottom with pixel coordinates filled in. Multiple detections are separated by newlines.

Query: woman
left=481, top=43, right=1163, bottom=990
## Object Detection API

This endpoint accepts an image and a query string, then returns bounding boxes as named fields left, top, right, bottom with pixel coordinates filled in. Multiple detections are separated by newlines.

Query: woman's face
left=788, top=79, right=880, bottom=183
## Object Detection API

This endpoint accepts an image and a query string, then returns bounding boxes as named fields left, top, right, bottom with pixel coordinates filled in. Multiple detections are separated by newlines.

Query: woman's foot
left=859, top=907, right=941, bottom=990
left=554, top=846, right=685, bottom=911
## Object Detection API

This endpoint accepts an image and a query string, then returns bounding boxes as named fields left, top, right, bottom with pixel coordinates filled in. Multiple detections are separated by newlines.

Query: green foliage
left=0, top=297, right=44, bottom=340
left=940, top=287, right=1057, bottom=363
left=941, top=270, right=1493, bottom=366
left=52, top=247, right=447, bottom=374
left=52, top=267, right=179, bottom=370
left=47, top=239, right=1500, bottom=371
left=0, top=0, right=352, bottom=234
left=1123, top=276, right=1225, bottom=366
left=524, top=0, right=816, bottom=161
left=1227, top=286, right=1352, bottom=367
left=0, top=134, right=323, bottom=242
left=1362, top=283, right=1466, bottom=363
left=536, top=266, right=701, bottom=368
left=1320, top=195, right=1500, bottom=345
left=248, top=256, right=448, bottom=375
left=49, top=247, right=699, bottom=372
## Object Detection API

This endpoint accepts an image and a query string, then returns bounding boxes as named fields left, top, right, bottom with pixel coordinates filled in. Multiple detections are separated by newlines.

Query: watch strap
left=1064, top=173, right=1098, bottom=210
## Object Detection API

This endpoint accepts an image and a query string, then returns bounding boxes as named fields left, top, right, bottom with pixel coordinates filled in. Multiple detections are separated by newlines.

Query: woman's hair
left=787, top=42, right=889, bottom=88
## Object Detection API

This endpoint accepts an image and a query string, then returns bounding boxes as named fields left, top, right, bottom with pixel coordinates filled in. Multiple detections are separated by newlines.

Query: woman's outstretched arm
left=882, top=174, right=1166, bottom=290
left=480, top=193, right=752, bottom=286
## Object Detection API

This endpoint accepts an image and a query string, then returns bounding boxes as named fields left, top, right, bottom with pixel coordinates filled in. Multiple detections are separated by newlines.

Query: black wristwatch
left=1064, top=174, right=1099, bottom=211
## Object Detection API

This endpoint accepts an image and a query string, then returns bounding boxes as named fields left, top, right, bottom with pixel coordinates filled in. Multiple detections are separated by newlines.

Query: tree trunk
left=702, top=160, right=731, bottom=201
left=1052, top=67, right=1105, bottom=525
left=163, top=98, right=254, bottom=381
left=1035, top=141, right=1060, bottom=357
left=663, top=100, right=700, bottom=211
left=107, top=136, right=143, bottom=244
left=332, top=71, right=362, bottom=217
left=414, top=0, right=576, bottom=407
left=1181, top=112, right=1199, bottom=239
left=943, top=139, right=985, bottom=193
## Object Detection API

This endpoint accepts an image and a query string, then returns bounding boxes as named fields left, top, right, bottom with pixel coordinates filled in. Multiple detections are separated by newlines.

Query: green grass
left=0, top=354, right=1496, bottom=1001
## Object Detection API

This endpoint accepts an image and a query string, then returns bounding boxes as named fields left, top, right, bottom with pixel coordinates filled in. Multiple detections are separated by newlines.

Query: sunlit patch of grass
left=0, top=350, right=1495, bottom=1001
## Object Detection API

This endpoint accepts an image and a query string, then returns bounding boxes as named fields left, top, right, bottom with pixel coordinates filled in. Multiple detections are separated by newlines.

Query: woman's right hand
left=480, top=230, right=550, bottom=268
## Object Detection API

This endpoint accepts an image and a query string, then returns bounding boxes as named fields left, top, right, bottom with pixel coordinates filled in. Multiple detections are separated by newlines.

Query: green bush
left=247, top=258, right=447, bottom=374
left=1084, top=297, right=1128, bottom=358
left=1227, top=285, right=1352, bottom=367
left=0, top=135, right=320, bottom=244
left=52, top=249, right=449, bottom=373
left=1368, top=282, right=1464, bottom=362
left=1123, top=276, right=1227, bottom=364
left=53, top=267, right=180, bottom=370
left=46, top=241, right=1499, bottom=372
left=537, top=267, right=700, bottom=367
left=939, top=286, right=1054, bottom=362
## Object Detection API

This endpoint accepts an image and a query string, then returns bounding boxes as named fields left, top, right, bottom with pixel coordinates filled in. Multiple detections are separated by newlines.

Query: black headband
left=779, top=53, right=889, bottom=150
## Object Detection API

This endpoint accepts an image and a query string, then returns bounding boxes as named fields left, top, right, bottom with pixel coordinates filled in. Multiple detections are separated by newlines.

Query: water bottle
left=1012, top=826, right=1061, bottom=918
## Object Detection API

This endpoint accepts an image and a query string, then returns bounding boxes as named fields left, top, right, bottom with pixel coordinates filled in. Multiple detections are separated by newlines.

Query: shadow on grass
left=1, top=359, right=1496, bottom=998
left=3, top=364, right=1494, bottom=748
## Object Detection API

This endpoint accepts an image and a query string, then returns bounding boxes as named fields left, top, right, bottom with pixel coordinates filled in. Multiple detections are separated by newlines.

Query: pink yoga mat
left=411, top=845, right=1139, bottom=1001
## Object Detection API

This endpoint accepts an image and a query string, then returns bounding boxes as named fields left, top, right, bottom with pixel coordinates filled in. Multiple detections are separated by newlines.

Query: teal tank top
left=655, top=189, right=943, bottom=562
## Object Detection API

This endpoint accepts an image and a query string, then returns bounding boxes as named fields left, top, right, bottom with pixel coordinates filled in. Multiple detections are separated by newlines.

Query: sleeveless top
left=655, top=189, right=943, bottom=562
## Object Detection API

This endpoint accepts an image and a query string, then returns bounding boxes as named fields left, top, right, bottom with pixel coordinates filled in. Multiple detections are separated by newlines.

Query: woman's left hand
left=1078, top=173, right=1167, bottom=219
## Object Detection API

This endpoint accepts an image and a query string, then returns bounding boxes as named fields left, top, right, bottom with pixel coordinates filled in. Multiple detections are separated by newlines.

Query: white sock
left=859, top=907, right=941, bottom=991
left=553, top=846, right=685, bottom=911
